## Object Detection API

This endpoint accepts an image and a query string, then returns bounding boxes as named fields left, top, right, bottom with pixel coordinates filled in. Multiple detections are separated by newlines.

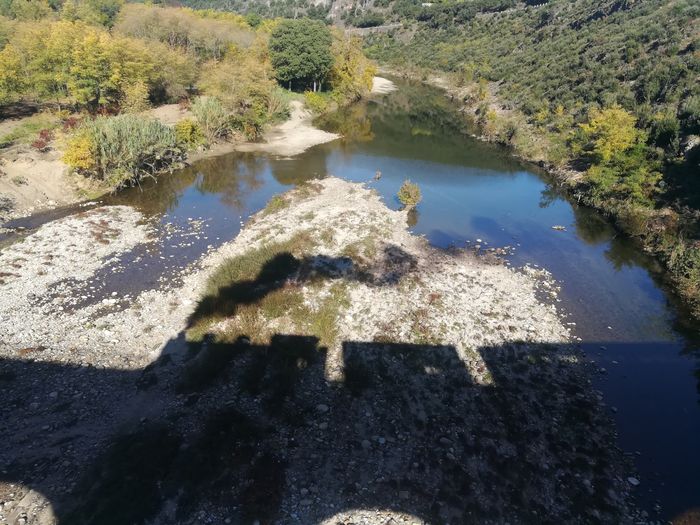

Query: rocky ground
left=0, top=178, right=639, bottom=524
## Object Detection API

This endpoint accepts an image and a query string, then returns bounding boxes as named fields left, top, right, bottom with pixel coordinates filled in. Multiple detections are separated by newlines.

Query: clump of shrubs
left=63, top=115, right=184, bottom=190
left=304, top=91, right=330, bottom=114
left=191, top=97, right=231, bottom=142
left=398, top=180, right=422, bottom=209
left=175, top=118, right=206, bottom=149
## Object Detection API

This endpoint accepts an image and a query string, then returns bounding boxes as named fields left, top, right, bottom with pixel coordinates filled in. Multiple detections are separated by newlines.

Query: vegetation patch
left=63, top=115, right=185, bottom=190
left=397, top=180, right=422, bottom=209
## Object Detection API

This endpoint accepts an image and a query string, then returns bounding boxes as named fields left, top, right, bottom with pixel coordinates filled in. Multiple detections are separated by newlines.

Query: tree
left=68, top=29, right=112, bottom=108
left=329, top=32, right=376, bottom=102
left=0, top=0, right=51, bottom=20
left=578, top=105, right=662, bottom=206
left=578, top=104, right=640, bottom=163
left=0, top=44, right=24, bottom=104
left=269, top=18, right=332, bottom=92
left=61, top=0, right=124, bottom=28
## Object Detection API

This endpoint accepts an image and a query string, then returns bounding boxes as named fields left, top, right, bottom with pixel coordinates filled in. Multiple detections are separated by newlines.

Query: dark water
left=5, top=80, right=700, bottom=519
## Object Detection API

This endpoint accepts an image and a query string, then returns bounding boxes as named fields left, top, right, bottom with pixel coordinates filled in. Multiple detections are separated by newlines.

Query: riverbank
left=0, top=76, right=398, bottom=226
left=0, top=94, right=345, bottom=224
left=384, top=68, right=700, bottom=321
left=0, top=177, right=638, bottom=524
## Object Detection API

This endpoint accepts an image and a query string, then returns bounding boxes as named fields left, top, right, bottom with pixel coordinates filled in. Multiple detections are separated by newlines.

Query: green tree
left=61, top=0, right=124, bottom=28
left=269, top=18, right=332, bottom=92
left=68, top=29, right=112, bottom=108
left=0, top=43, right=24, bottom=104
left=579, top=105, right=662, bottom=207
left=328, top=31, right=376, bottom=103
left=0, top=0, right=51, bottom=20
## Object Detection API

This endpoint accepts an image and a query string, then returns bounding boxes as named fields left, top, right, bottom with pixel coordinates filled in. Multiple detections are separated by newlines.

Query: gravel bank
left=0, top=178, right=636, bottom=524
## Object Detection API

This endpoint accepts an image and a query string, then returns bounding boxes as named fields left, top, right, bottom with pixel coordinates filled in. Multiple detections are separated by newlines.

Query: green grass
left=187, top=226, right=351, bottom=350
left=261, top=194, right=289, bottom=216
left=0, top=113, right=60, bottom=148
left=187, top=232, right=315, bottom=342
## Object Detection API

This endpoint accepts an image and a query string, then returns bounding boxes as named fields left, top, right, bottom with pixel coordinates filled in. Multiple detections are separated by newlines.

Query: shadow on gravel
left=0, top=336, right=637, bottom=524
left=0, top=247, right=635, bottom=524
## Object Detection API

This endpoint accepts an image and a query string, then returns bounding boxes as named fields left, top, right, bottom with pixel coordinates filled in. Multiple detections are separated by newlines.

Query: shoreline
left=0, top=97, right=342, bottom=225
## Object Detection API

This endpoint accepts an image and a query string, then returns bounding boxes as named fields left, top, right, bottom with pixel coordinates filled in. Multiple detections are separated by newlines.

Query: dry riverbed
left=0, top=178, right=640, bottom=524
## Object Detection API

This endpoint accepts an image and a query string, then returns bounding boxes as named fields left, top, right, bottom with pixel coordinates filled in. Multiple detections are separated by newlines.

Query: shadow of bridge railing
left=0, top=332, right=635, bottom=525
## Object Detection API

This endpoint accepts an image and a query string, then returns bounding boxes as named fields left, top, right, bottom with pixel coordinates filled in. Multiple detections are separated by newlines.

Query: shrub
left=63, top=114, right=184, bottom=190
left=304, top=91, right=330, bottom=114
left=120, top=80, right=151, bottom=114
left=191, top=97, right=231, bottom=142
left=398, top=180, right=422, bottom=209
left=31, top=128, right=54, bottom=151
left=63, top=133, right=96, bottom=171
left=174, top=118, right=205, bottom=149
left=62, top=116, right=81, bottom=132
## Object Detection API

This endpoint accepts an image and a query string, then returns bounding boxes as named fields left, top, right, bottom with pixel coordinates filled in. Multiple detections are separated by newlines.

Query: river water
left=6, top=79, right=700, bottom=519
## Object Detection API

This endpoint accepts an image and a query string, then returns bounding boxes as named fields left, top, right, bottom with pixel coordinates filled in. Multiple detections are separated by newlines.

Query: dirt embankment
left=0, top=177, right=637, bottom=525
left=0, top=147, right=82, bottom=223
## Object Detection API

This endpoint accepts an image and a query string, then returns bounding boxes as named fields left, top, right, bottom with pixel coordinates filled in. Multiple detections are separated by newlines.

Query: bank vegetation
left=0, top=2, right=375, bottom=190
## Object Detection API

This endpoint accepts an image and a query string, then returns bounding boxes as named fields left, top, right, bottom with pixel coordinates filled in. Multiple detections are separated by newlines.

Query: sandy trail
left=235, top=100, right=340, bottom=157
left=371, top=76, right=397, bottom=94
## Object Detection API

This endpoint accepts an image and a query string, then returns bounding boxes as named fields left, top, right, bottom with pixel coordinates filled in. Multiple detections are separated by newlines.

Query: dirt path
left=371, top=76, right=397, bottom=94
left=0, top=177, right=637, bottom=524
left=234, top=100, right=340, bottom=157
left=0, top=147, right=81, bottom=223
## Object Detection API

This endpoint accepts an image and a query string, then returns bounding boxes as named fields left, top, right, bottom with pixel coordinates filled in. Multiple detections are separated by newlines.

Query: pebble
left=316, top=403, right=329, bottom=413
left=627, top=477, right=640, bottom=487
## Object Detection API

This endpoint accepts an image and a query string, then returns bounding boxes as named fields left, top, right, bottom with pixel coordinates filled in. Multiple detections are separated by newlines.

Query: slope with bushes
left=357, top=0, right=700, bottom=316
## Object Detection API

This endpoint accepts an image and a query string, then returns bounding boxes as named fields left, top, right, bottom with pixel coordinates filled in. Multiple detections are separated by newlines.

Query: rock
left=316, top=403, right=329, bottom=413
left=361, top=439, right=371, bottom=450
left=627, top=477, right=640, bottom=487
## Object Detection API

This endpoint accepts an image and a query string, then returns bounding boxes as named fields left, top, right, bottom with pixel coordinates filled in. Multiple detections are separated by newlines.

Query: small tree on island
left=398, top=180, right=422, bottom=209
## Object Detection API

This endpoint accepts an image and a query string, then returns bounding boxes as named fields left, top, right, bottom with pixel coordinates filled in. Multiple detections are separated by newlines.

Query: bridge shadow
left=0, top=247, right=634, bottom=524
left=0, top=337, right=635, bottom=524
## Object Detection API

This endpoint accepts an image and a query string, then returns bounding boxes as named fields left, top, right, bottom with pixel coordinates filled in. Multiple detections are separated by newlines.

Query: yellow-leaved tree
left=329, top=32, right=376, bottom=104
left=579, top=104, right=640, bottom=162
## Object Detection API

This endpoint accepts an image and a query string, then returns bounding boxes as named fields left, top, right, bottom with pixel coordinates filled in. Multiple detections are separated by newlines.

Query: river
left=6, top=79, right=700, bottom=520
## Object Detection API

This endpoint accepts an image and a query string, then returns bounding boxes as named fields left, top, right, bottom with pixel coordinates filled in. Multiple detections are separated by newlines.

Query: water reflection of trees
left=108, top=153, right=268, bottom=216
left=194, top=153, right=266, bottom=209
left=316, top=102, right=375, bottom=147
left=268, top=149, right=329, bottom=186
